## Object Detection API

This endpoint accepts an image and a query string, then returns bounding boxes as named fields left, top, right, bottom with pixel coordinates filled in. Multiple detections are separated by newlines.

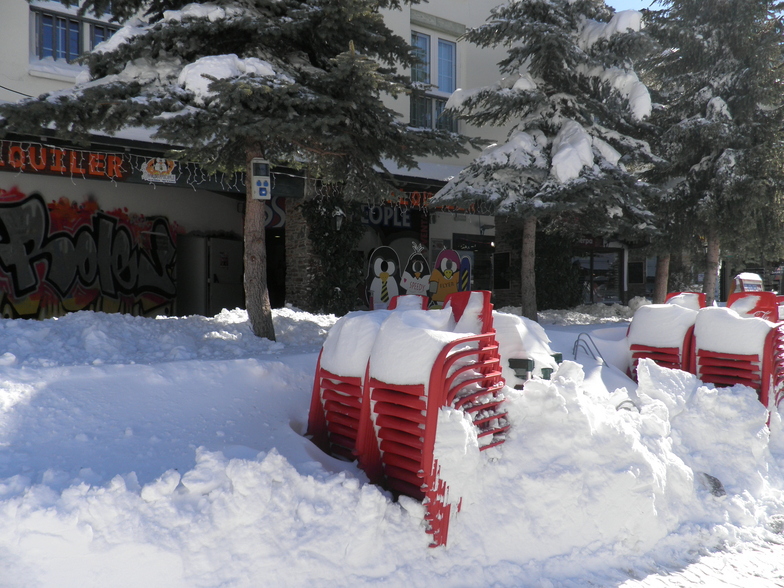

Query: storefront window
left=575, top=249, right=623, bottom=304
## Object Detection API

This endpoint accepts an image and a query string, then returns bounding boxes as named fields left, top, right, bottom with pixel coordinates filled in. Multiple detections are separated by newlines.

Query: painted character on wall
left=365, top=246, right=400, bottom=310
left=429, top=249, right=462, bottom=308
left=400, top=243, right=431, bottom=299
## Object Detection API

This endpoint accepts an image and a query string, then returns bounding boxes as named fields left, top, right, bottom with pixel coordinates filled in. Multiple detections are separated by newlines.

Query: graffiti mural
left=0, top=187, right=180, bottom=319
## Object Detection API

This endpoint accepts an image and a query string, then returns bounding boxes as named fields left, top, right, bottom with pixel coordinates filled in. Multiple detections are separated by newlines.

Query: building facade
left=1, top=0, right=644, bottom=318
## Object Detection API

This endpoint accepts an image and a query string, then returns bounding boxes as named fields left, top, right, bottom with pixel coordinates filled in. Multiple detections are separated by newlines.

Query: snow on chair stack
left=665, top=291, right=707, bottom=310
left=627, top=299, right=784, bottom=412
left=306, top=291, right=506, bottom=547
left=306, top=310, right=390, bottom=461
left=627, top=303, right=698, bottom=378
left=693, top=306, right=784, bottom=410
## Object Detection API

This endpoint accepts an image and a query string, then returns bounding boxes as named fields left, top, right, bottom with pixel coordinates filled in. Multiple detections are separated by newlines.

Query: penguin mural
left=400, top=243, right=431, bottom=298
left=365, top=246, right=401, bottom=310
left=429, top=249, right=462, bottom=308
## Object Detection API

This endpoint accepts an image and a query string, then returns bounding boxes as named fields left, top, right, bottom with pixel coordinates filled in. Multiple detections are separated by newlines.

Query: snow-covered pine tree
left=643, top=0, right=784, bottom=304
left=429, top=0, right=657, bottom=321
left=0, top=0, right=470, bottom=338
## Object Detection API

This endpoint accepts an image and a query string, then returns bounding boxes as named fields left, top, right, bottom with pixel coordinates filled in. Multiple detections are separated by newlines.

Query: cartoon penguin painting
left=365, top=246, right=401, bottom=310
left=400, top=243, right=431, bottom=298
left=429, top=249, right=461, bottom=308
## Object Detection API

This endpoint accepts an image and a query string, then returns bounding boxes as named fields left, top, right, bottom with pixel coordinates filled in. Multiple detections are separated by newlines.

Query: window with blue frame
left=33, top=8, right=118, bottom=63
left=90, top=23, right=115, bottom=49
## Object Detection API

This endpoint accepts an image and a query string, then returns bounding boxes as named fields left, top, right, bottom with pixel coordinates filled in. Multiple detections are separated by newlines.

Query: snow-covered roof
left=380, top=158, right=465, bottom=182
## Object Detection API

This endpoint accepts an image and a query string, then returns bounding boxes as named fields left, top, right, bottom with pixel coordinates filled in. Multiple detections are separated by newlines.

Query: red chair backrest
left=727, top=291, right=779, bottom=322
left=443, top=290, right=493, bottom=333
left=387, top=294, right=429, bottom=310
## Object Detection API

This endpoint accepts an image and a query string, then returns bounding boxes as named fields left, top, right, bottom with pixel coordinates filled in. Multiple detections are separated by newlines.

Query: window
left=91, top=23, right=115, bottom=50
left=437, top=39, right=456, bottom=93
left=410, top=31, right=458, bottom=132
left=32, top=6, right=118, bottom=64
left=411, top=31, right=430, bottom=85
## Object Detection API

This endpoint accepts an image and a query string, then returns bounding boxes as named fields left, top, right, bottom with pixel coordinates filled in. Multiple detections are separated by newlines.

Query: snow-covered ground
left=0, top=302, right=781, bottom=587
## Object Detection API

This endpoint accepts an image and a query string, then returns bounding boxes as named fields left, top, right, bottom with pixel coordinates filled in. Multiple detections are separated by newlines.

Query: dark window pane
left=69, top=20, right=80, bottom=60
left=410, top=95, right=432, bottom=128
left=435, top=98, right=457, bottom=132
left=91, top=24, right=117, bottom=49
left=55, top=17, right=67, bottom=59
left=92, top=25, right=106, bottom=48
left=40, top=13, right=54, bottom=59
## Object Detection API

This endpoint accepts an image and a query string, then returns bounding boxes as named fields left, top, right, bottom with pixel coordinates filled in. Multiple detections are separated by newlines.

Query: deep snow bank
left=0, top=308, right=780, bottom=587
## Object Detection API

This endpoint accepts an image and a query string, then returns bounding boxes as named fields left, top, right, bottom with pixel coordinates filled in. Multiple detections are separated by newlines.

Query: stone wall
left=284, top=196, right=318, bottom=311
left=491, top=216, right=524, bottom=309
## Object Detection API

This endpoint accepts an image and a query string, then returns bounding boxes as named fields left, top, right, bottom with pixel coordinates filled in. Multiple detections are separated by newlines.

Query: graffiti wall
left=0, top=187, right=180, bottom=319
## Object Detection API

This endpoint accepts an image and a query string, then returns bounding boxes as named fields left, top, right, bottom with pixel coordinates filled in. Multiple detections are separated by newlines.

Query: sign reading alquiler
left=0, top=140, right=249, bottom=194
left=0, top=140, right=127, bottom=180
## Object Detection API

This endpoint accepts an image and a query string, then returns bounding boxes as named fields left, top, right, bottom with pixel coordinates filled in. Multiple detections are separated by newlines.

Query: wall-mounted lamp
left=480, top=224, right=495, bottom=235
left=332, top=206, right=347, bottom=231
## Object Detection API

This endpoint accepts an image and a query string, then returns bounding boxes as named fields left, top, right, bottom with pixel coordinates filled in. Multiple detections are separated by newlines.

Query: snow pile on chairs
left=628, top=292, right=784, bottom=412
left=307, top=291, right=558, bottom=547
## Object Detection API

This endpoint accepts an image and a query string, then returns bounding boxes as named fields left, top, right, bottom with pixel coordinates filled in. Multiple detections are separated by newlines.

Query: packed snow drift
left=0, top=304, right=781, bottom=587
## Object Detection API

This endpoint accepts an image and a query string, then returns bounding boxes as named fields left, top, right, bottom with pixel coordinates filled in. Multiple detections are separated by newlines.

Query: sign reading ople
left=0, top=141, right=126, bottom=180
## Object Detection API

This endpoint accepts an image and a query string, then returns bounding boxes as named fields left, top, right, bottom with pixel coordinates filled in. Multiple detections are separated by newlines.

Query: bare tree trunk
left=653, top=254, right=670, bottom=303
left=244, top=143, right=276, bottom=340
left=520, top=215, right=538, bottom=322
left=703, top=227, right=720, bottom=307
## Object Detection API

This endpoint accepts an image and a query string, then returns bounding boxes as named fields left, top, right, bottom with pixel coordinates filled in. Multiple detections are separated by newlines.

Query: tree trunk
left=652, top=254, right=670, bottom=303
left=520, top=215, right=538, bottom=322
left=244, top=144, right=276, bottom=340
left=703, top=227, right=720, bottom=306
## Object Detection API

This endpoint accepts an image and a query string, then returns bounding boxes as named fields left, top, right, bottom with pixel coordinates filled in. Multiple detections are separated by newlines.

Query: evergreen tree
left=643, top=0, right=784, bottom=304
left=430, top=0, right=657, bottom=321
left=0, top=0, right=470, bottom=338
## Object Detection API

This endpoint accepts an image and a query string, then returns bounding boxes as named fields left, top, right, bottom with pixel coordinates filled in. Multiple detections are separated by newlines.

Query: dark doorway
left=266, top=227, right=286, bottom=308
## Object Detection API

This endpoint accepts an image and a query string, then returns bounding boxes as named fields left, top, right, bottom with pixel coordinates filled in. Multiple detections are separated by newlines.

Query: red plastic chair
left=306, top=350, right=366, bottom=462
left=387, top=295, right=429, bottom=310
left=693, top=308, right=784, bottom=410
left=627, top=304, right=698, bottom=379
left=307, top=291, right=507, bottom=547
left=356, top=324, right=505, bottom=546
left=727, top=291, right=779, bottom=322
left=762, top=325, right=784, bottom=411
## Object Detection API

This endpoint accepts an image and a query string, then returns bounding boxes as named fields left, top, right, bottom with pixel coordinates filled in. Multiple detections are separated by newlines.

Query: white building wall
left=0, top=0, right=243, bottom=235
left=381, top=1, right=511, bottom=171
left=0, top=1, right=107, bottom=103
left=4, top=173, right=243, bottom=235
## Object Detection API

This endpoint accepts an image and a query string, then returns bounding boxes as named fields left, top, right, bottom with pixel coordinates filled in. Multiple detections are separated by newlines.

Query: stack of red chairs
left=306, top=358, right=365, bottom=462
left=692, top=306, right=784, bottom=411
left=307, top=291, right=507, bottom=547
left=628, top=294, right=784, bottom=413
left=627, top=302, right=698, bottom=378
